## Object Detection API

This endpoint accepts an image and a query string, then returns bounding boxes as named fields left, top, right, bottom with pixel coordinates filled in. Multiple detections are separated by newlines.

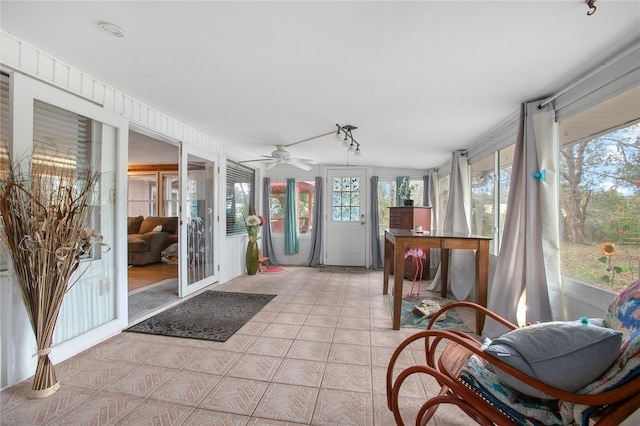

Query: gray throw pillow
left=484, top=320, right=622, bottom=399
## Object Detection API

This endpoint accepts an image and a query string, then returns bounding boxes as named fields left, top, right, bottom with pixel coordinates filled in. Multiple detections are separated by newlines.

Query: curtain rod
left=538, top=41, right=640, bottom=109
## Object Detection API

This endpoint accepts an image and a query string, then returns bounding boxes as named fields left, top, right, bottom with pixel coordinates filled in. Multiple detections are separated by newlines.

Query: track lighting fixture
left=335, top=124, right=361, bottom=156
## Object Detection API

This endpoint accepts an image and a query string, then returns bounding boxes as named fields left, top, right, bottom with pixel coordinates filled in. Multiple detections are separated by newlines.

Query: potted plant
left=399, top=177, right=415, bottom=206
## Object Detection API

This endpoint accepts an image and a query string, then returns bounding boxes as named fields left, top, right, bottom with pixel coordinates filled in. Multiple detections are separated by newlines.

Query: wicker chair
left=386, top=281, right=640, bottom=426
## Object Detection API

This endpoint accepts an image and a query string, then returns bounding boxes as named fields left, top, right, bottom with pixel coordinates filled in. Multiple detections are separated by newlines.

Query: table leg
left=440, top=248, right=450, bottom=298
left=383, top=236, right=392, bottom=295
left=393, top=243, right=405, bottom=330
left=476, top=240, right=489, bottom=335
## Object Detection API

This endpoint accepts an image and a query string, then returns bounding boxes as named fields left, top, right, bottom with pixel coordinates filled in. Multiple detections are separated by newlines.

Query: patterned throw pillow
left=603, top=279, right=640, bottom=342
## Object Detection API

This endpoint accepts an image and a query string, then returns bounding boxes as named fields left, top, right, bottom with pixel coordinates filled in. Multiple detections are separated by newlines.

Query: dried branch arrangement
left=0, top=153, right=106, bottom=398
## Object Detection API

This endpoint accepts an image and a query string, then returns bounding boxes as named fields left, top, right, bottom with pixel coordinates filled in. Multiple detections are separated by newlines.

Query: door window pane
left=332, top=176, right=360, bottom=221
left=186, top=155, right=215, bottom=284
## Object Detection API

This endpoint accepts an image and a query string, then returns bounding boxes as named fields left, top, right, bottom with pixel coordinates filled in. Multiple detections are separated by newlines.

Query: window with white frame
left=470, top=145, right=515, bottom=254
left=558, top=86, right=640, bottom=294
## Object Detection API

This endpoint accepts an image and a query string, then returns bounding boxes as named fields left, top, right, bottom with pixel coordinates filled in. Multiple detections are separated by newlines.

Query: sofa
left=127, top=216, right=178, bottom=266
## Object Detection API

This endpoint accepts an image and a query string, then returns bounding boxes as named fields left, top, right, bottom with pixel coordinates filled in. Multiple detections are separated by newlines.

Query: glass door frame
left=8, top=72, right=129, bottom=365
left=178, top=143, right=219, bottom=296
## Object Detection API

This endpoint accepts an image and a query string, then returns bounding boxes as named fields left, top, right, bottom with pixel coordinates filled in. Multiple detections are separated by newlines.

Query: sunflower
left=600, top=242, right=616, bottom=257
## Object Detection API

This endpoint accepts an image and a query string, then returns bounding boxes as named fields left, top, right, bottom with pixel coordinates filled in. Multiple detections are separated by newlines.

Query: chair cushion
left=484, top=320, right=622, bottom=399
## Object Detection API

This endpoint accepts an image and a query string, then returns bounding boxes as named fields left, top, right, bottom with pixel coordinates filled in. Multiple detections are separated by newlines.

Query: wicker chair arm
left=426, top=300, right=518, bottom=332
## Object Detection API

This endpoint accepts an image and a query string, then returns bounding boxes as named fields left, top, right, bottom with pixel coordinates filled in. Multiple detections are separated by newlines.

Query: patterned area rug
left=389, top=294, right=472, bottom=332
left=126, top=291, right=276, bottom=342
left=318, top=265, right=366, bottom=274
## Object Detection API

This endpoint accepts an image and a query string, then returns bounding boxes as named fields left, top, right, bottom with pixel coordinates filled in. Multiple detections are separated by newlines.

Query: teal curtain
left=284, top=178, right=299, bottom=254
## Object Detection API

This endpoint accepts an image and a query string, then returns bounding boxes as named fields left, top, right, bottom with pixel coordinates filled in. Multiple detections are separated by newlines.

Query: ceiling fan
left=241, top=144, right=317, bottom=171
left=240, top=124, right=360, bottom=171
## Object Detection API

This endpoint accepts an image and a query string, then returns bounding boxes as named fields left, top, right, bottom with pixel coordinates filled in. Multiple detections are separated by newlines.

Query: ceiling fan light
left=348, top=142, right=356, bottom=152
left=355, top=146, right=362, bottom=156
left=335, top=130, right=342, bottom=142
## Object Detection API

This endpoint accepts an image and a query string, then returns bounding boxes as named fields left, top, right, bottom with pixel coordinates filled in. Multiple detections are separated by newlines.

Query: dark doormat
left=126, top=291, right=276, bottom=342
left=318, top=265, right=366, bottom=274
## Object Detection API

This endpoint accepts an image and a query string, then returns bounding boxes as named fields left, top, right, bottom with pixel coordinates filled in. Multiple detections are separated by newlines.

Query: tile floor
left=1, top=267, right=477, bottom=425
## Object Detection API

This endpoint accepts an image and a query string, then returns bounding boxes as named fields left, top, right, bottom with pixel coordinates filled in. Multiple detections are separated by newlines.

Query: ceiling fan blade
left=239, top=158, right=274, bottom=164
left=289, top=158, right=317, bottom=165
left=291, top=162, right=312, bottom=171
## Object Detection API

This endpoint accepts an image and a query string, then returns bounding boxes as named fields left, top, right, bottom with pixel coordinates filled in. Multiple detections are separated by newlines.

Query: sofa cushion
left=484, top=320, right=622, bottom=399
left=127, top=215, right=144, bottom=234
left=127, top=237, right=149, bottom=253
left=139, top=216, right=178, bottom=234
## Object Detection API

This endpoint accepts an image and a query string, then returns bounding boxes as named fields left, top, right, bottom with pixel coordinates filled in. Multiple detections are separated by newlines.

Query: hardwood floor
left=128, top=263, right=178, bottom=292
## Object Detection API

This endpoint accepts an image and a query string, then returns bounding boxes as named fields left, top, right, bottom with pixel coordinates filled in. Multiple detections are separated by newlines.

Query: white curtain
left=426, top=169, right=440, bottom=270
left=482, top=101, right=558, bottom=338
left=427, top=152, right=476, bottom=300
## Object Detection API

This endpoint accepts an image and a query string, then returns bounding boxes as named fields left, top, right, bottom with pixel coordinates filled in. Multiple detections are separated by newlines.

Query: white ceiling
left=2, top=1, right=639, bottom=169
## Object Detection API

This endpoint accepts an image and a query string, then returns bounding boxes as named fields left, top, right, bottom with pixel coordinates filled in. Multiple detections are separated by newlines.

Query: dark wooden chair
left=386, top=285, right=640, bottom=425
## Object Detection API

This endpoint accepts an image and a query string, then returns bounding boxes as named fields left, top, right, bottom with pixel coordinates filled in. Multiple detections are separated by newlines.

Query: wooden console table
left=383, top=229, right=492, bottom=334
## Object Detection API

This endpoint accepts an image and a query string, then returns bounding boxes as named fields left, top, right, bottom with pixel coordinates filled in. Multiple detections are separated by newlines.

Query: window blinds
left=33, top=99, right=92, bottom=173
left=226, top=160, right=255, bottom=235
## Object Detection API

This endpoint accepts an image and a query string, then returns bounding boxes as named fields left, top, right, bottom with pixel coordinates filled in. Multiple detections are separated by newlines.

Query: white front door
left=178, top=144, right=219, bottom=297
left=325, top=168, right=368, bottom=266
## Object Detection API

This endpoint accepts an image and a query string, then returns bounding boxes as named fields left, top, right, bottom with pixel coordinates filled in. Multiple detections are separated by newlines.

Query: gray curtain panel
left=308, top=176, right=324, bottom=266
left=262, top=177, right=278, bottom=265
left=422, top=174, right=430, bottom=207
left=284, top=178, right=299, bottom=254
left=370, top=176, right=383, bottom=269
left=483, top=102, right=556, bottom=338
left=427, top=152, right=475, bottom=300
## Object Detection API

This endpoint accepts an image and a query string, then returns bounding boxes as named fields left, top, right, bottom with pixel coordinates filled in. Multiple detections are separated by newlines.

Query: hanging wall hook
left=586, top=0, right=597, bottom=16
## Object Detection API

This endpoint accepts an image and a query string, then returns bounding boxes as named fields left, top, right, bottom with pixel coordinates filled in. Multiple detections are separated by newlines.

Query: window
left=437, top=173, right=450, bottom=228
left=269, top=180, right=315, bottom=235
left=127, top=173, right=158, bottom=217
left=470, top=145, right=515, bottom=254
left=471, top=155, right=496, bottom=248
left=377, top=177, right=425, bottom=234
left=226, top=160, right=255, bottom=235
left=559, top=86, right=640, bottom=294
left=377, top=178, right=396, bottom=234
